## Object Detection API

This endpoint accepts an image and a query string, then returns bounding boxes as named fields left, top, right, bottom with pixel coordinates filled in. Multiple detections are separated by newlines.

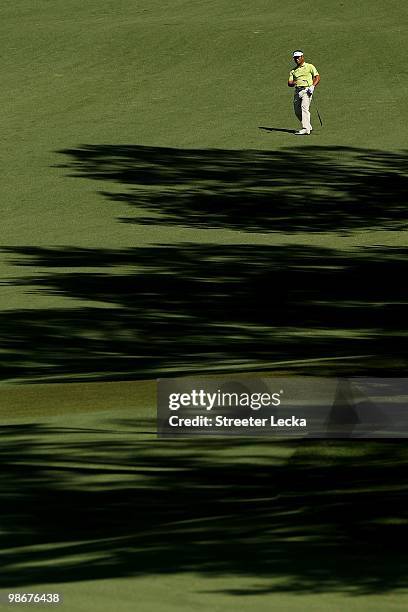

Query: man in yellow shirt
left=288, top=50, right=320, bottom=135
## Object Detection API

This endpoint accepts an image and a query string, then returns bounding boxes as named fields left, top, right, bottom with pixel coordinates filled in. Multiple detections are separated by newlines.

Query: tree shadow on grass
left=1, top=243, right=408, bottom=382
left=1, top=423, right=407, bottom=594
left=1, top=145, right=407, bottom=596
left=56, top=144, right=408, bottom=234
left=1, top=144, right=408, bottom=382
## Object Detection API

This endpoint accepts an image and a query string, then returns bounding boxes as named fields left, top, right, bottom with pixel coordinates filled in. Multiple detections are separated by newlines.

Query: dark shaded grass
left=1, top=242, right=408, bottom=381
left=2, top=144, right=407, bottom=382
left=1, top=424, right=407, bottom=594
left=56, top=145, right=408, bottom=234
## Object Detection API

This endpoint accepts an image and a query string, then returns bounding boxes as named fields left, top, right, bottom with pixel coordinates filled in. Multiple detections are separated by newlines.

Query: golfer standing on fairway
left=288, top=50, right=320, bottom=135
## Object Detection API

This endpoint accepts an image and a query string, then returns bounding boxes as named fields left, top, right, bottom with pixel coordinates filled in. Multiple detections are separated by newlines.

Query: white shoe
left=294, top=128, right=310, bottom=135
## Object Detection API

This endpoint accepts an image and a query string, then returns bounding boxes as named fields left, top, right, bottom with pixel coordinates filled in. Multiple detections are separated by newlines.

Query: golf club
left=313, top=96, right=323, bottom=127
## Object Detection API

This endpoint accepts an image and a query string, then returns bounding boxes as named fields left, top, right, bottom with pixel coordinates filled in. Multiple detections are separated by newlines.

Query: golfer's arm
left=312, top=75, right=320, bottom=87
left=288, top=79, right=296, bottom=87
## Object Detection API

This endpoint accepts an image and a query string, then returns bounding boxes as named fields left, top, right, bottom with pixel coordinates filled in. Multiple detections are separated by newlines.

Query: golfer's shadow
left=259, top=126, right=296, bottom=134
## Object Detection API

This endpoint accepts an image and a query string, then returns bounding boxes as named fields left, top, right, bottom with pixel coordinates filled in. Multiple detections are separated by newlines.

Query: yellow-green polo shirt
left=289, top=62, right=319, bottom=87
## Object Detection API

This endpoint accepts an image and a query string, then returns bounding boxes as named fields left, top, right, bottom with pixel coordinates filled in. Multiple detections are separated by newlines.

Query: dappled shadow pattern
left=1, top=423, right=407, bottom=593
left=56, top=145, right=408, bottom=233
left=1, top=244, right=408, bottom=381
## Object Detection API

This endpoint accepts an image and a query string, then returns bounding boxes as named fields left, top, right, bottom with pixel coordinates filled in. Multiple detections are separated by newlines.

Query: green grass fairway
left=1, top=1, right=408, bottom=610
left=1, top=380, right=408, bottom=612
left=1, top=0, right=407, bottom=382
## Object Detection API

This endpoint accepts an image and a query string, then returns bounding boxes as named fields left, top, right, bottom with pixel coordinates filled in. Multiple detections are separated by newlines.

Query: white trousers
left=294, top=89, right=312, bottom=132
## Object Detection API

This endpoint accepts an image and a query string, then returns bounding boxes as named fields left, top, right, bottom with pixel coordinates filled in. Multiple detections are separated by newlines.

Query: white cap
left=293, top=50, right=304, bottom=57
